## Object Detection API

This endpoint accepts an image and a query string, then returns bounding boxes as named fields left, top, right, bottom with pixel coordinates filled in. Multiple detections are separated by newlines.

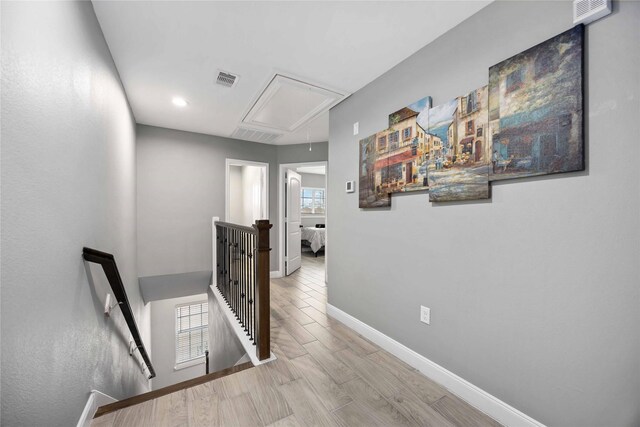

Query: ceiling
left=93, top=1, right=491, bottom=145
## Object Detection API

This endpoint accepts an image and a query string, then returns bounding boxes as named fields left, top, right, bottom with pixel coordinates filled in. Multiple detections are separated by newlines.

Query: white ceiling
left=92, top=1, right=491, bottom=145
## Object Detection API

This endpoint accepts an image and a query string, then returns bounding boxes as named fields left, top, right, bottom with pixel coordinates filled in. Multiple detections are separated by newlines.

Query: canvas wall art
left=488, top=25, right=584, bottom=181
left=359, top=133, right=391, bottom=208
left=357, top=25, right=584, bottom=208
left=382, top=96, right=432, bottom=193
left=427, top=87, right=490, bottom=202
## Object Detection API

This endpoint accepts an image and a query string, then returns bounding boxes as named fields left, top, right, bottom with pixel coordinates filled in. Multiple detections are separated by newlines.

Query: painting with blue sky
left=427, top=88, right=490, bottom=202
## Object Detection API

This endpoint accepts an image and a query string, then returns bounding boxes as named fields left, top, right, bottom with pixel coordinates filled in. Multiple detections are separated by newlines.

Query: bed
left=301, top=226, right=326, bottom=255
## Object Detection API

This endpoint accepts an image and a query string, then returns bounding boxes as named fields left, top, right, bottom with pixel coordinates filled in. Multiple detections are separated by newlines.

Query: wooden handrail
left=82, top=247, right=156, bottom=379
left=93, top=361, right=253, bottom=418
left=214, top=219, right=271, bottom=360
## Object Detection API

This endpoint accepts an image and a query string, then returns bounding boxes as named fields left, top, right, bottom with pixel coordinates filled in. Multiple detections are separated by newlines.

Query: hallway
left=91, top=255, right=502, bottom=426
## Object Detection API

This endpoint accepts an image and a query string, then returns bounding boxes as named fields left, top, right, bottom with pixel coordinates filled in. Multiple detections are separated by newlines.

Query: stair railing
left=82, top=247, right=156, bottom=379
left=213, top=219, right=271, bottom=360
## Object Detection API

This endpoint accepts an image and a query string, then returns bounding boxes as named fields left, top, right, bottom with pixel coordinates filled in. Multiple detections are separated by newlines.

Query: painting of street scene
left=382, top=96, right=432, bottom=193
left=359, top=133, right=391, bottom=208
left=427, top=87, right=490, bottom=202
left=488, top=25, right=584, bottom=181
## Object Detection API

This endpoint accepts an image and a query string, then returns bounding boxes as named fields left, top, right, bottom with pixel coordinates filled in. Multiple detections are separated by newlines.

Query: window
left=466, top=120, right=474, bottom=136
left=461, top=91, right=477, bottom=115
left=506, top=68, right=523, bottom=93
left=301, top=188, right=325, bottom=215
left=535, top=50, right=559, bottom=79
left=175, top=302, right=208, bottom=365
left=382, top=163, right=403, bottom=183
left=402, top=127, right=412, bottom=140
left=389, top=131, right=399, bottom=150
left=378, top=135, right=387, bottom=151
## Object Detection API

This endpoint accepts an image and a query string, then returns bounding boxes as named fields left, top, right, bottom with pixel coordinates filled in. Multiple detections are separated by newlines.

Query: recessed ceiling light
left=172, top=97, right=188, bottom=107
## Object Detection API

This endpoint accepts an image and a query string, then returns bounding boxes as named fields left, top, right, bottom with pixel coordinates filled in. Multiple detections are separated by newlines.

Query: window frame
left=301, top=187, right=326, bottom=216
left=378, top=135, right=387, bottom=151
left=174, top=300, right=209, bottom=370
left=402, top=127, right=412, bottom=141
left=389, top=131, right=400, bottom=150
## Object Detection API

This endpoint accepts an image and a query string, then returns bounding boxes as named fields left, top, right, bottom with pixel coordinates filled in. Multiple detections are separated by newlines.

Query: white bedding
left=301, top=227, right=326, bottom=253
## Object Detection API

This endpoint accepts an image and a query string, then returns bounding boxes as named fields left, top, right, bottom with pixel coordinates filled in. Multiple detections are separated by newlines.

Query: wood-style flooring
left=92, top=252, right=502, bottom=427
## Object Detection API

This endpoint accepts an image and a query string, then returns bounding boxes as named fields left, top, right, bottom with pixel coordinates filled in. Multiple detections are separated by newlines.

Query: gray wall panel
left=327, top=2, right=640, bottom=426
left=1, top=2, right=148, bottom=425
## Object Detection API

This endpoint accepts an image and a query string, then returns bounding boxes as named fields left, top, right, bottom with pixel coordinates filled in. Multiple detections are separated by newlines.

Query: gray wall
left=207, top=286, right=246, bottom=373
left=300, top=172, right=326, bottom=189
left=137, top=125, right=278, bottom=275
left=139, top=271, right=211, bottom=303
left=1, top=2, right=149, bottom=425
left=327, top=2, right=640, bottom=427
left=277, top=141, right=328, bottom=165
left=137, top=125, right=328, bottom=278
left=150, top=294, right=208, bottom=390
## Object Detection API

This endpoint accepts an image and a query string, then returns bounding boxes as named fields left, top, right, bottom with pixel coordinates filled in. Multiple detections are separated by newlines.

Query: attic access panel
left=243, top=74, right=345, bottom=132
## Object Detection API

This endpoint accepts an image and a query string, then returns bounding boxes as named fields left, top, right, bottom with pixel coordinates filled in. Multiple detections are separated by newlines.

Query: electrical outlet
left=353, top=122, right=359, bottom=136
left=420, top=306, right=430, bottom=325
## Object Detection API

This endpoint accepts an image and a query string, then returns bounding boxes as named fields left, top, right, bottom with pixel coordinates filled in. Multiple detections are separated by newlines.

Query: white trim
left=278, top=161, right=328, bottom=280
left=326, top=304, right=546, bottom=427
left=174, top=356, right=205, bottom=371
left=210, top=284, right=276, bottom=366
left=270, top=270, right=282, bottom=279
left=225, top=158, right=269, bottom=224
left=76, top=390, right=117, bottom=427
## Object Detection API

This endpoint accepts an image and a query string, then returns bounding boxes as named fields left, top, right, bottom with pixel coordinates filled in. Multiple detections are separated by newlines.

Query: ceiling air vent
left=573, top=0, right=611, bottom=25
left=216, top=70, right=239, bottom=88
left=231, top=126, right=282, bottom=144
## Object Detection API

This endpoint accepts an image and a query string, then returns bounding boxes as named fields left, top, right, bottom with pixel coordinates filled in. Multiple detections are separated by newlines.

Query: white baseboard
left=326, top=304, right=545, bottom=427
left=77, top=389, right=117, bottom=427
left=270, top=270, right=282, bottom=279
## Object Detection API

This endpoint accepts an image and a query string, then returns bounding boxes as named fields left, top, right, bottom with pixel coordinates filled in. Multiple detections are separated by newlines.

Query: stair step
left=93, top=361, right=254, bottom=419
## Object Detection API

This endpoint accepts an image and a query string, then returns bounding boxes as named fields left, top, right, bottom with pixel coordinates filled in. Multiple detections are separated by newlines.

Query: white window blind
left=175, top=301, right=208, bottom=365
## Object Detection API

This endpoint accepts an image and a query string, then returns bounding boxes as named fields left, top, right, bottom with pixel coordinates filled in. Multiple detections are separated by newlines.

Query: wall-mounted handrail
left=214, top=219, right=271, bottom=360
left=83, top=247, right=156, bottom=379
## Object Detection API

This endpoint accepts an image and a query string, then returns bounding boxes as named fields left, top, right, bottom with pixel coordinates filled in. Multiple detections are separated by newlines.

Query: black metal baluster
left=251, top=231, right=256, bottom=342
left=242, top=230, right=246, bottom=332
left=251, top=232, right=256, bottom=344
left=235, top=229, right=239, bottom=319
left=233, top=228, right=237, bottom=316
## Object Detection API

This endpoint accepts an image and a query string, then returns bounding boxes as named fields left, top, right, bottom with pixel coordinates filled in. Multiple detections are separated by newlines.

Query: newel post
left=254, top=219, right=272, bottom=360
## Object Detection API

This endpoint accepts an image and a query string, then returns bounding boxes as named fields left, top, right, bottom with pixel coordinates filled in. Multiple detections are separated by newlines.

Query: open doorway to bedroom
left=278, top=161, right=327, bottom=283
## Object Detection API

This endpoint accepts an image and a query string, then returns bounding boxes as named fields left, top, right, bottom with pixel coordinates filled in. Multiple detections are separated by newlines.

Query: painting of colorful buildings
left=381, top=96, right=432, bottom=193
left=358, top=96, right=432, bottom=208
left=357, top=25, right=584, bottom=208
left=488, top=25, right=584, bottom=180
left=359, top=133, right=390, bottom=208
left=427, top=87, right=490, bottom=202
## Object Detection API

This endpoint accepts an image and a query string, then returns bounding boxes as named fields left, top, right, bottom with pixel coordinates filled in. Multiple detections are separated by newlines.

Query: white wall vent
left=216, top=70, right=239, bottom=88
left=231, top=126, right=282, bottom=144
left=573, top=0, right=611, bottom=25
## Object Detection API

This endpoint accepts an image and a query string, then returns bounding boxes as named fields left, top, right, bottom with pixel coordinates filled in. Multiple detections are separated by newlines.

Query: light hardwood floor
left=92, top=253, right=502, bottom=427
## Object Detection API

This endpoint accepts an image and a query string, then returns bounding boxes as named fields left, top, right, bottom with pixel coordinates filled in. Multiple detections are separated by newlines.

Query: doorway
left=278, top=161, right=327, bottom=281
left=225, top=159, right=269, bottom=226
